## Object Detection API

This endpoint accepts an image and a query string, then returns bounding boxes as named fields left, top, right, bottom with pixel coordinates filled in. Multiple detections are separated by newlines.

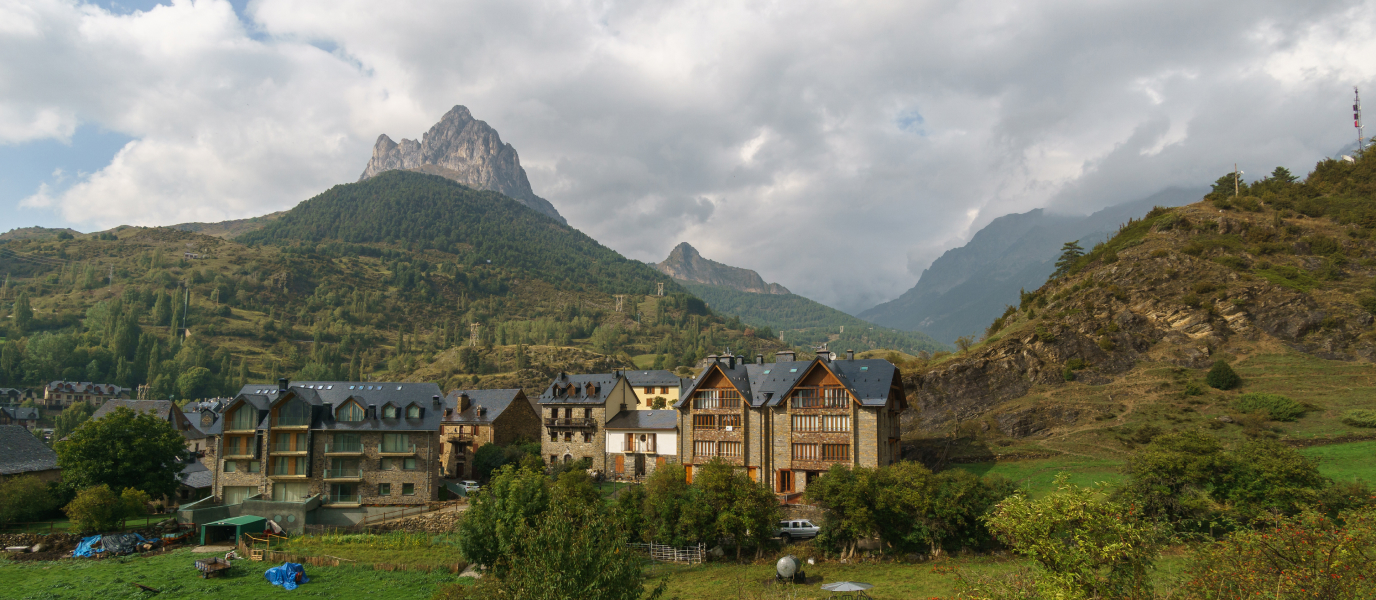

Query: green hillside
left=0, top=171, right=783, bottom=401
left=678, top=281, right=947, bottom=355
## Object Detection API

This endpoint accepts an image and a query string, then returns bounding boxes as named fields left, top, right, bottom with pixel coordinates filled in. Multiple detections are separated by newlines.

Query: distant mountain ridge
left=860, top=187, right=1206, bottom=343
left=654, top=242, right=790, bottom=295
left=360, top=105, right=566, bottom=225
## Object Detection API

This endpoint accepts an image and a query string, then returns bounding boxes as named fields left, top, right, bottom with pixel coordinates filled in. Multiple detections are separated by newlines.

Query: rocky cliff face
left=654, top=242, right=790, bottom=295
left=359, top=106, right=566, bottom=225
left=861, top=188, right=1203, bottom=344
left=903, top=201, right=1376, bottom=437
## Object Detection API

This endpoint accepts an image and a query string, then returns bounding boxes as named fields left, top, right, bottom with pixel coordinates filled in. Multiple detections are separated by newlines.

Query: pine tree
left=1206, top=360, right=1241, bottom=390
left=1050, top=241, right=1085, bottom=280
left=12, top=292, right=33, bottom=333
left=238, top=358, right=249, bottom=389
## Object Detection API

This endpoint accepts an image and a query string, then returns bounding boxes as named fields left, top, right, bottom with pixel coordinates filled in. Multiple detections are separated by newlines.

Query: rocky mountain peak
left=655, top=242, right=790, bottom=295
left=359, top=105, right=566, bottom=225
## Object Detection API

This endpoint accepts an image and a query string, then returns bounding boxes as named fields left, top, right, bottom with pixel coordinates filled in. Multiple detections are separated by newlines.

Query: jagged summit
left=359, top=106, right=566, bottom=224
left=654, top=242, right=790, bottom=295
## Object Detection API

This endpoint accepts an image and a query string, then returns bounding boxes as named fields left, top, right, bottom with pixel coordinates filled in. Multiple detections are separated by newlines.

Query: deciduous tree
left=55, top=407, right=188, bottom=500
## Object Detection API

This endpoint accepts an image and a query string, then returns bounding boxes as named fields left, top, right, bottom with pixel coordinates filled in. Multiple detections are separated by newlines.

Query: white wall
left=605, top=430, right=678, bottom=456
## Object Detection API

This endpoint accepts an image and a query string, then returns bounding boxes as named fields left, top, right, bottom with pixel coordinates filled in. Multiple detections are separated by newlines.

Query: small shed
left=199, top=515, right=267, bottom=546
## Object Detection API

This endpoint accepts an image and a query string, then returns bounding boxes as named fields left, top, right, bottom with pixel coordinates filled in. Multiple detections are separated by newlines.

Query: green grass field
left=276, top=531, right=468, bottom=570
left=1301, top=440, right=1376, bottom=484
left=0, top=548, right=469, bottom=599
left=951, top=456, right=1126, bottom=498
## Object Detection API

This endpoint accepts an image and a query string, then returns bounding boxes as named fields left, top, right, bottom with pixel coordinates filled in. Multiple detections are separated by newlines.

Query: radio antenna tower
left=1356, top=86, right=1365, bottom=152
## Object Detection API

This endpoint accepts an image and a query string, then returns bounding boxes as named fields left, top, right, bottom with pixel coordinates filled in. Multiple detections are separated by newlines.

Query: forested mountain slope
left=0, top=171, right=784, bottom=400
left=679, top=281, right=946, bottom=355
left=897, top=155, right=1376, bottom=465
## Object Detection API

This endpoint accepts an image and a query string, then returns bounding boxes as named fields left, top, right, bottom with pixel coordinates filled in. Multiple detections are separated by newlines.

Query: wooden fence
left=627, top=542, right=707, bottom=565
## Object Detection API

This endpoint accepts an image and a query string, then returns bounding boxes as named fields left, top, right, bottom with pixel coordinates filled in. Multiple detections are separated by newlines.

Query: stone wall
left=366, top=507, right=465, bottom=533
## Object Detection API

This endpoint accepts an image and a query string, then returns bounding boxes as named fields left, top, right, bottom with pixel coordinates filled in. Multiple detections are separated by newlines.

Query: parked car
left=775, top=519, right=820, bottom=542
left=461, top=480, right=482, bottom=493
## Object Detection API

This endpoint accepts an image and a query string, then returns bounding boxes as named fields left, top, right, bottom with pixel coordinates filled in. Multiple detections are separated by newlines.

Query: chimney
left=847, top=349, right=855, bottom=360
left=756, top=354, right=764, bottom=365
left=706, top=354, right=719, bottom=364
left=457, top=392, right=471, bottom=412
left=727, top=355, right=736, bottom=369
left=367, top=404, right=377, bottom=419
left=775, top=350, right=795, bottom=362
left=433, top=394, right=442, bottom=407
left=477, top=406, right=487, bottom=418
left=278, top=378, right=289, bottom=392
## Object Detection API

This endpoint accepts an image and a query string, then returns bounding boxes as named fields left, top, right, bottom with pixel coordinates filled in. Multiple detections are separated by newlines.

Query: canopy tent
left=200, top=515, right=267, bottom=546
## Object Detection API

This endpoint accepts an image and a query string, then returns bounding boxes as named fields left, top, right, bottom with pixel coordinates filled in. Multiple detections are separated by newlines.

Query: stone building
left=604, top=410, right=678, bottom=480
left=0, top=424, right=60, bottom=483
left=675, top=350, right=905, bottom=500
left=439, top=389, right=541, bottom=480
left=537, top=372, right=638, bottom=472
left=209, top=379, right=442, bottom=525
left=43, top=381, right=129, bottom=408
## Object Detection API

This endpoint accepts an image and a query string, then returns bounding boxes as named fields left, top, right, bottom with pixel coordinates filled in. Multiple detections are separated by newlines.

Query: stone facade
left=439, top=389, right=541, bottom=480
left=541, top=404, right=606, bottom=469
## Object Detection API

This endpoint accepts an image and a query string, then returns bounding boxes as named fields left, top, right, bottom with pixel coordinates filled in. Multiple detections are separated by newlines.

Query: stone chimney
left=775, top=351, right=795, bottom=362
left=457, top=392, right=471, bottom=412
left=727, top=355, right=736, bottom=369
left=278, top=378, right=289, bottom=392
left=756, top=354, right=764, bottom=365
left=847, top=349, right=855, bottom=360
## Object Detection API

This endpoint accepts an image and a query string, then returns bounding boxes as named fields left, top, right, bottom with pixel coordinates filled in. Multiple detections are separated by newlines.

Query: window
left=383, top=405, right=398, bottom=419
left=248, top=461, right=260, bottom=473
left=583, top=408, right=592, bottom=419
left=272, top=482, right=310, bottom=502
left=693, top=441, right=715, bottom=457
left=403, top=457, right=417, bottom=470
left=792, top=414, right=850, bottom=432
left=224, top=436, right=242, bottom=455
left=779, top=471, right=794, bottom=493
left=717, top=441, right=742, bottom=457
left=563, top=432, right=572, bottom=442
left=549, top=431, right=558, bottom=441
left=272, top=457, right=307, bottom=475
left=792, top=415, right=818, bottom=432
left=275, top=399, right=310, bottom=426
left=693, top=415, right=716, bottom=430
left=380, top=458, right=394, bottom=470
left=223, top=486, right=255, bottom=504
left=337, top=401, right=365, bottom=422
left=332, top=433, right=361, bottom=452
left=228, top=406, right=256, bottom=430
left=792, top=443, right=819, bottom=460
left=719, top=414, right=742, bottom=430
left=581, top=432, right=591, bottom=443
left=402, top=483, right=415, bottom=496
left=660, top=387, right=670, bottom=394
left=821, top=444, right=850, bottom=461
left=693, top=389, right=741, bottom=409
left=378, top=483, right=391, bottom=496
left=382, top=433, right=411, bottom=453
left=406, top=405, right=420, bottom=418
left=223, top=461, right=236, bottom=473
left=644, top=387, right=653, bottom=394
left=550, top=455, right=558, bottom=464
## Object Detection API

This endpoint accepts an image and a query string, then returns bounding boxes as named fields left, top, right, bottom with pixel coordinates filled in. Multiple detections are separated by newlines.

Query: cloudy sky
left=2, top=0, right=1373, bottom=313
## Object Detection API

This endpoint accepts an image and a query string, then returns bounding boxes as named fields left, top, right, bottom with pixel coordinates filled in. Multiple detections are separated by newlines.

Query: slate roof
left=179, top=461, right=213, bottom=489
left=226, top=381, right=444, bottom=433
left=538, top=372, right=624, bottom=405
left=0, top=388, right=24, bottom=398
left=46, top=381, right=126, bottom=396
left=676, top=356, right=902, bottom=409
left=92, top=400, right=175, bottom=422
left=0, top=424, right=59, bottom=475
left=444, top=389, right=525, bottom=424
left=2, top=406, right=39, bottom=421
left=605, top=410, right=678, bottom=430
left=624, top=370, right=682, bottom=387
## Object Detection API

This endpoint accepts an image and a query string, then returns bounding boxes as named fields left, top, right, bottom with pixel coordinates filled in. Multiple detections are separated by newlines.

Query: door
left=634, top=454, right=645, bottom=477
left=614, top=454, right=624, bottom=474
left=747, top=467, right=758, bottom=482
left=686, top=465, right=693, bottom=484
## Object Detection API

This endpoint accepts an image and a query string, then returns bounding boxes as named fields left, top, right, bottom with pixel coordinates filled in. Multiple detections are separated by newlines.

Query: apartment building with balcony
left=439, top=389, right=541, bottom=479
left=205, top=379, right=443, bottom=528
left=538, top=372, right=638, bottom=472
left=675, top=350, right=905, bottom=499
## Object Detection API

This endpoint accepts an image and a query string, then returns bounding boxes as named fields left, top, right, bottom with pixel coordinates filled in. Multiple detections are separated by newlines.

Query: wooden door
left=685, top=465, right=693, bottom=484
left=614, top=454, right=624, bottom=474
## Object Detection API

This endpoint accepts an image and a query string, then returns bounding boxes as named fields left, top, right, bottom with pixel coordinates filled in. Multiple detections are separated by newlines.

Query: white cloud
left=2, top=0, right=1373, bottom=312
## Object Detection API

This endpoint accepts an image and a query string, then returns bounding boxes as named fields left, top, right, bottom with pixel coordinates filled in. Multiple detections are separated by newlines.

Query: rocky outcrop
left=360, top=106, right=566, bottom=225
left=654, top=242, right=790, bottom=295
left=904, top=203, right=1376, bottom=436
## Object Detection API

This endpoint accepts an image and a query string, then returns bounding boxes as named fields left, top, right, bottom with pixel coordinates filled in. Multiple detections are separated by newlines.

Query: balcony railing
left=378, top=443, right=417, bottom=454
left=270, top=467, right=306, bottom=477
left=222, top=448, right=254, bottom=458
left=325, top=442, right=364, bottom=454
left=273, top=416, right=310, bottom=427
left=324, top=468, right=362, bottom=479
left=325, top=494, right=360, bottom=504
left=544, top=418, right=597, bottom=428
left=271, top=443, right=307, bottom=453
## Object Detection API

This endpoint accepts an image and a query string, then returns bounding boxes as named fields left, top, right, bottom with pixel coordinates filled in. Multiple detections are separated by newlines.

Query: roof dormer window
left=383, top=405, right=398, bottom=419
left=406, top=405, right=420, bottom=419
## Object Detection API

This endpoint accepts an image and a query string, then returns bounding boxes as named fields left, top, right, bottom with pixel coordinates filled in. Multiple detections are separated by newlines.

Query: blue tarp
left=265, top=563, right=310, bottom=590
left=72, top=535, right=102, bottom=558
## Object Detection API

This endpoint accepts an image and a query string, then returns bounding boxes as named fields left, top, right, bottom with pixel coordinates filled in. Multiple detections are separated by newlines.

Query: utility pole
left=1234, top=164, right=1240, bottom=197
left=614, top=295, right=625, bottom=312
left=1356, top=86, right=1365, bottom=151
left=656, top=282, right=664, bottom=297
left=107, top=265, right=113, bottom=287
left=469, top=323, right=480, bottom=347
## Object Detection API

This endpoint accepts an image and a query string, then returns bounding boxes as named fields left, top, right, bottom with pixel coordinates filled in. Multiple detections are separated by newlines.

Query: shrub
left=1304, top=234, right=1343, bottom=256
left=63, top=485, right=150, bottom=533
left=1234, top=393, right=1306, bottom=421
left=1034, top=326, right=1055, bottom=343
left=1342, top=409, right=1376, bottom=428
left=1205, top=360, right=1241, bottom=390
left=1181, top=293, right=1201, bottom=308
left=0, top=476, right=58, bottom=525
left=1098, top=337, right=1116, bottom=351
left=1183, top=381, right=1205, bottom=396
left=1215, top=255, right=1247, bottom=270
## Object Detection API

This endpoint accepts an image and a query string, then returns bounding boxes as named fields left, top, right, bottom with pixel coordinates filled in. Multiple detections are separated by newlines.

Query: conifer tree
left=1050, top=241, right=1085, bottom=280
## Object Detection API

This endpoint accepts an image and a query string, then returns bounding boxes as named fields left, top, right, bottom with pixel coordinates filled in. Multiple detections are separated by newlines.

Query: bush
left=1205, top=360, right=1241, bottom=390
left=0, top=476, right=58, bottom=525
left=1235, top=393, right=1306, bottom=421
left=1341, top=409, right=1376, bottom=428
left=63, top=485, right=151, bottom=533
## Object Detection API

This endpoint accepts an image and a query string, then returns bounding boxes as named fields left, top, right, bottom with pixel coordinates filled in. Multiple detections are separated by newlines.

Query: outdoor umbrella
left=820, top=581, right=873, bottom=598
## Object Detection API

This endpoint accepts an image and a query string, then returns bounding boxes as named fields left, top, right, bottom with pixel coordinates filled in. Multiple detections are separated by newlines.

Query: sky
left=2, top=0, right=1374, bottom=313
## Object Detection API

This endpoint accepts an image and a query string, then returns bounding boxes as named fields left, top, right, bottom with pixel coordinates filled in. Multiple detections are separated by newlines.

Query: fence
left=0, top=515, right=168, bottom=534
left=627, top=542, right=707, bottom=565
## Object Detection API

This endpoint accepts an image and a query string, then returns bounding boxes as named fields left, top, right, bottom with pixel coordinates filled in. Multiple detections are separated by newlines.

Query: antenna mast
left=1357, top=86, right=1365, bottom=152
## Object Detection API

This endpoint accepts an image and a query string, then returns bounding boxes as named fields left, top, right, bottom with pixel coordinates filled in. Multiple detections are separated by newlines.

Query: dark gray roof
left=92, top=400, right=175, bottom=422
left=226, top=382, right=444, bottom=433
left=677, top=357, right=902, bottom=409
left=3, top=406, right=39, bottom=420
left=605, top=410, right=678, bottom=430
left=444, top=389, right=524, bottom=423
left=538, top=373, right=624, bottom=405
left=180, top=461, right=213, bottom=489
left=0, top=424, right=58, bottom=475
left=46, top=381, right=126, bottom=396
left=624, top=370, right=682, bottom=387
